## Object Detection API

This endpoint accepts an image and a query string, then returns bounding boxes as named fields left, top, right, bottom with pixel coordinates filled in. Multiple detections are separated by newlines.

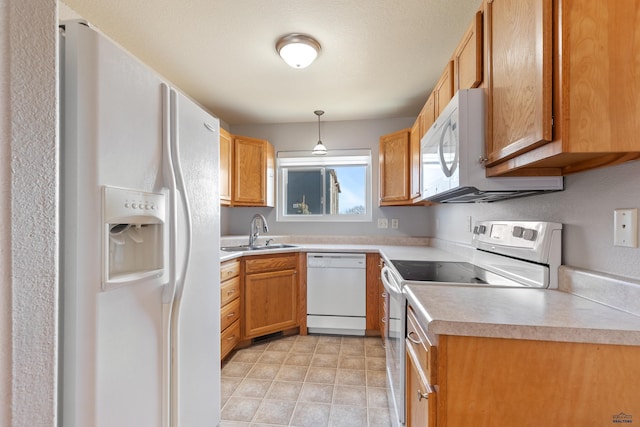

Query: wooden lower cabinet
left=243, top=253, right=299, bottom=339
left=220, top=259, right=241, bottom=360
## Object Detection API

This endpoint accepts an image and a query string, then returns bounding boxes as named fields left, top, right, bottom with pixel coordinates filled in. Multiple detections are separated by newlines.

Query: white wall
left=1, top=1, right=59, bottom=426
left=428, top=159, right=640, bottom=280
left=227, top=118, right=431, bottom=237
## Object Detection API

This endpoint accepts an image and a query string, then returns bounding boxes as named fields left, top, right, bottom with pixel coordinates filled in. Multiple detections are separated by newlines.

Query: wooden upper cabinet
left=420, top=93, right=436, bottom=139
left=434, top=61, right=455, bottom=116
left=379, top=129, right=411, bottom=205
left=485, top=0, right=553, bottom=168
left=232, top=136, right=275, bottom=207
left=409, top=118, right=422, bottom=200
left=484, top=0, right=640, bottom=177
left=455, top=10, right=483, bottom=91
left=219, top=127, right=232, bottom=206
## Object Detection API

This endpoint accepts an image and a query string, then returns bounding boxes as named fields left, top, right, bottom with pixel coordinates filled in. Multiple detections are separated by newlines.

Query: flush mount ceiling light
left=276, top=34, right=321, bottom=69
left=312, top=110, right=327, bottom=155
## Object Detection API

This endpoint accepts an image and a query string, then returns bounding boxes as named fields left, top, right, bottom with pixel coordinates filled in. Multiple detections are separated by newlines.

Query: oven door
left=381, top=265, right=405, bottom=427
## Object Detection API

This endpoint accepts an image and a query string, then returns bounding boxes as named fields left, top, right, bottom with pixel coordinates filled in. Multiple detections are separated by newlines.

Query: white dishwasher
left=306, top=253, right=367, bottom=336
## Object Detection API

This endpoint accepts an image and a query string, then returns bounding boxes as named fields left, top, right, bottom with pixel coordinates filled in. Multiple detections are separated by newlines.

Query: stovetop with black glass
left=389, top=220, right=563, bottom=289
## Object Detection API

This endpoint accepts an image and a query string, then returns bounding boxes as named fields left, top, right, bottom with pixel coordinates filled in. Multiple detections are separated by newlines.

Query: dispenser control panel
left=103, top=186, right=165, bottom=223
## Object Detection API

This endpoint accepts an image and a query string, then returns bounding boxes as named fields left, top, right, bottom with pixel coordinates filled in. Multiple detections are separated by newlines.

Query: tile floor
left=220, top=334, right=392, bottom=427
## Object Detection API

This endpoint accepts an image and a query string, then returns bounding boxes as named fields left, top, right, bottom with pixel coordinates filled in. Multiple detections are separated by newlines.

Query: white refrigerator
left=60, top=21, right=221, bottom=427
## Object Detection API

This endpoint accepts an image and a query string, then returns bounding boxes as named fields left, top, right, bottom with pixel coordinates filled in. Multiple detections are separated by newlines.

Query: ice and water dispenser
left=102, top=186, right=167, bottom=290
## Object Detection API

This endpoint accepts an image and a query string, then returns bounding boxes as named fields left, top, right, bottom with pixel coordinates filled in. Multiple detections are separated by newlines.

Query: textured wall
left=227, top=118, right=430, bottom=237
left=2, top=1, right=59, bottom=426
left=428, top=160, right=640, bottom=281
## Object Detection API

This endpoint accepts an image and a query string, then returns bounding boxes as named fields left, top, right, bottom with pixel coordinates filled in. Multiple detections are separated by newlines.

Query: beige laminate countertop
left=218, top=240, right=640, bottom=347
left=405, top=285, right=640, bottom=346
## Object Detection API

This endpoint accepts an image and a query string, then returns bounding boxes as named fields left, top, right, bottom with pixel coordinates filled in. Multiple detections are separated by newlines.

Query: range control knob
left=477, top=225, right=487, bottom=234
left=523, top=228, right=538, bottom=241
left=512, top=226, right=524, bottom=238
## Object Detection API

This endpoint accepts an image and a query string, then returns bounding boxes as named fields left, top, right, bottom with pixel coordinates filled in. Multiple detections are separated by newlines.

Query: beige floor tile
left=265, top=381, right=303, bottom=401
left=231, top=351, right=262, bottom=364
left=258, top=350, right=288, bottom=365
left=299, top=383, right=334, bottom=404
left=368, top=406, right=392, bottom=427
left=253, top=399, right=296, bottom=425
left=335, top=369, right=366, bottom=386
left=337, top=356, right=365, bottom=370
left=311, top=353, right=339, bottom=368
left=220, top=396, right=261, bottom=422
left=315, top=343, right=341, bottom=355
left=292, top=341, right=318, bottom=353
left=365, top=345, right=386, bottom=358
left=340, top=345, right=365, bottom=357
left=221, top=377, right=242, bottom=398
left=328, top=405, right=367, bottom=427
left=305, top=367, right=337, bottom=384
left=267, top=340, right=295, bottom=352
left=317, top=335, right=342, bottom=344
left=366, top=370, right=387, bottom=388
left=285, top=353, right=313, bottom=366
left=367, top=387, right=389, bottom=408
left=333, top=385, right=367, bottom=407
left=246, top=363, right=281, bottom=380
left=232, top=378, right=272, bottom=398
left=290, top=402, right=331, bottom=427
left=276, top=365, right=309, bottom=382
left=222, top=362, right=253, bottom=378
left=365, top=357, right=386, bottom=371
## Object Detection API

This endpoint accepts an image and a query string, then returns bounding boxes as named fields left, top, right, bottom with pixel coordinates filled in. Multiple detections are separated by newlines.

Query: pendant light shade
left=276, top=34, right=321, bottom=69
left=312, top=110, right=327, bottom=155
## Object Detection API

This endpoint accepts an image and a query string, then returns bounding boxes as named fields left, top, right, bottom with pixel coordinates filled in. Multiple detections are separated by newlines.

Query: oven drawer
left=407, top=306, right=437, bottom=385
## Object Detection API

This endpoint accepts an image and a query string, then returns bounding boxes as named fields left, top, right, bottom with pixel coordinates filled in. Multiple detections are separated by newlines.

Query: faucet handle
left=265, top=239, right=274, bottom=246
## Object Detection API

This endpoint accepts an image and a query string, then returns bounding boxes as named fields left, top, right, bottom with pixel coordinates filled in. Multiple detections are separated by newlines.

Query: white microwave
left=420, top=89, right=563, bottom=203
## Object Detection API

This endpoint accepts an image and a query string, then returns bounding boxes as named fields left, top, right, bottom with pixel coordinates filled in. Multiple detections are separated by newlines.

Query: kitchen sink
left=220, top=243, right=297, bottom=252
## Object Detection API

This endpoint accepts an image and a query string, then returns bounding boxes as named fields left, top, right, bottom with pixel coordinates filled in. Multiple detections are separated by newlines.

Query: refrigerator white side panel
left=62, top=21, right=165, bottom=427
left=173, top=90, right=221, bottom=426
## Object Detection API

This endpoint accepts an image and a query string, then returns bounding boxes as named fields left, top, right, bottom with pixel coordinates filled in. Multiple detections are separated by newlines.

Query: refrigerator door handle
left=162, top=82, right=178, bottom=305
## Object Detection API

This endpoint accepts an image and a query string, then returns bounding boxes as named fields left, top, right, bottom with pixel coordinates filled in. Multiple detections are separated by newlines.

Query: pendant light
left=312, top=110, right=327, bottom=155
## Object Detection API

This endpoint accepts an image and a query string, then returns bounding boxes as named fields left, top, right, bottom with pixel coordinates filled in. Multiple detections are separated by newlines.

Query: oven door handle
left=381, top=266, right=402, bottom=294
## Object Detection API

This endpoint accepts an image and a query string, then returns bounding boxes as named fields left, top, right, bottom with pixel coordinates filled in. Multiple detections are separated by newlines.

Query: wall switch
left=377, top=218, right=388, bottom=229
left=614, top=208, right=638, bottom=247
left=391, top=218, right=399, bottom=229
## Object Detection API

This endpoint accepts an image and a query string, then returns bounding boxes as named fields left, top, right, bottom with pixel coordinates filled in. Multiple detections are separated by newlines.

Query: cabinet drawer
left=220, top=259, right=240, bottom=281
left=221, top=298, right=240, bottom=331
left=220, top=276, right=240, bottom=306
left=245, top=253, right=297, bottom=274
left=220, top=319, right=240, bottom=361
left=407, top=306, right=437, bottom=385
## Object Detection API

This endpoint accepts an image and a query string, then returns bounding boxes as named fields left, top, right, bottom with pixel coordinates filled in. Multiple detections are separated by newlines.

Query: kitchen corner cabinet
left=219, top=128, right=232, bottom=206
left=242, top=253, right=299, bottom=339
left=485, top=0, right=640, bottom=177
left=365, top=253, right=382, bottom=335
left=220, top=259, right=240, bottom=360
left=232, top=136, right=275, bottom=207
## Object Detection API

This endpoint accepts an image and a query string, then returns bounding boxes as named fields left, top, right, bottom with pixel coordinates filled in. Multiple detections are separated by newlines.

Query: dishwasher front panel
left=306, top=253, right=366, bottom=335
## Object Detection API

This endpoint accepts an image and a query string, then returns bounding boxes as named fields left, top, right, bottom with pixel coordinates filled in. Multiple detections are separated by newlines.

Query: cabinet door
left=244, top=269, right=298, bottom=338
left=406, top=343, right=436, bottom=427
left=420, top=93, right=436, bottom=139
left=455, top=10, right=483, bottom=90
left=379, top=129, right=411, bottom=205
left=409, top=118, right=422, bottom=201
left=434, top=61, right=454, bottom=116
left=233, top=136, right=267, bottom=206
left=219, top=128, right=232, bottom=206
left=486, top=0, right=553, bottom=167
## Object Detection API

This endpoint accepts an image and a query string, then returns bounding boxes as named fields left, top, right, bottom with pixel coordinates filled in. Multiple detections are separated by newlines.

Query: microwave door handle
left=438, top=120, right=458, bottom=177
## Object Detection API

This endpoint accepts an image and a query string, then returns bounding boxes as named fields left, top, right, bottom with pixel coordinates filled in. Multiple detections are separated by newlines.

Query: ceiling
left=60, top=0, right=482, bottom=125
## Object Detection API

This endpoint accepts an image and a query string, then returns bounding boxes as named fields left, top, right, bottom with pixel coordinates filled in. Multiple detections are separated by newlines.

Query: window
left=277, top=150, right=372, bottom=222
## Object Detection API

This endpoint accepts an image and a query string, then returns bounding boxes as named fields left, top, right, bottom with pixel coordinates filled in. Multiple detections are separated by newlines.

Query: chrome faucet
left=249, top=213, right=269, bottom=247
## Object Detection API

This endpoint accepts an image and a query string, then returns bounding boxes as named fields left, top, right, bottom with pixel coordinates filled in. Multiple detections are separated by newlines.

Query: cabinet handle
left=381, top=292, right=387, bottom=298
left=226, top=289, right=236, bottom=295
left=407, top=331, right=422, bottom=344
left=381, top=317, right=386, bottom=323
left=226, top=312, right=236, bottom=318
left=227, top=335, right=236, bottom=341
left=417, top=389, right=429, bottom=401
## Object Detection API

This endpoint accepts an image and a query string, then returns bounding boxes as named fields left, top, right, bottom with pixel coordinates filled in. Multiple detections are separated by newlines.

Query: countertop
left=219, top=238, right=640, bottom=347
left=405, top=285, right=640, bottom=346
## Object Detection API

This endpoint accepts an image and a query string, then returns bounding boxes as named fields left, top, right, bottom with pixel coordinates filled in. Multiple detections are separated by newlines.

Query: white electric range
left=380, top=220, right=562, bottom=427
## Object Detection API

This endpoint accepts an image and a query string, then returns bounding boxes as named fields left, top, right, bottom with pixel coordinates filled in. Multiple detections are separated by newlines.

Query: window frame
left=276, top=149, right=373, bottom=223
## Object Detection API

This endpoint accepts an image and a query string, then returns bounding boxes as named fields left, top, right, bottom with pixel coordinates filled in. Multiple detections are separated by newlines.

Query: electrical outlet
left=377, top=218, right=388, bottom=229
left=614, top=208, right=638, bottom=247
left=391, top=218, right=399, bottom=229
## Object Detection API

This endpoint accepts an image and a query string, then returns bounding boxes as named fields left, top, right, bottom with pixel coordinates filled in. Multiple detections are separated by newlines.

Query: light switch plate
left=614, top=208, right=638, bottom=247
